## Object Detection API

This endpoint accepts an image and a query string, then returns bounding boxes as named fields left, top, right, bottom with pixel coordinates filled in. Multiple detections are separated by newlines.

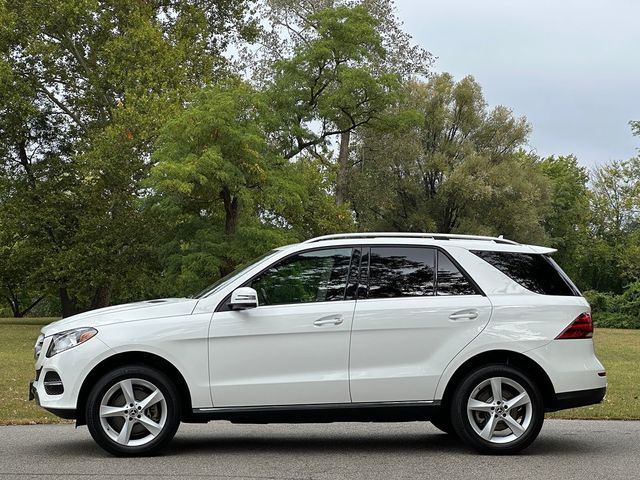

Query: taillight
left=556, top=312, right=593, bottom=339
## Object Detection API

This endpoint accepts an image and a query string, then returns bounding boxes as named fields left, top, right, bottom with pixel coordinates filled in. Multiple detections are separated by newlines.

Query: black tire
left=430, top=413, right=456, bottom=436
left=86, top=365, right=181, bottom=456
left=450, top=364, right=544, bottom=454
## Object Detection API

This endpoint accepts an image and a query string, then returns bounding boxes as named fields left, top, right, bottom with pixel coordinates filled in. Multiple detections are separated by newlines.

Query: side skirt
left=186, top=401, right=442, bottom=424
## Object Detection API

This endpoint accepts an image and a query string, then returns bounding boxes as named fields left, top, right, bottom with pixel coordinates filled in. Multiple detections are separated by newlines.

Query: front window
left=250, top=248, right=353, bottom=306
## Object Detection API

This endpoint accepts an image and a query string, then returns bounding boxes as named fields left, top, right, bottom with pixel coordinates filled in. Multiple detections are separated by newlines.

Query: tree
left=569, top=120, right=640, bottom=293
left=0, top=176, right=46, bottom=317
left=590, top=157, right=640, bottom=240
left=537, top=155, right=590, bottom=275
left=576, top=156, right=640, bottom=293
left=257, top=1, right=431, bottom=205
left=349, top=75, right=550, bottom=241
left=264, top=5, right=398, bottom=203
left=0, top=0, right=257, bottom=315
left=148, top=81, right=353, bottom=294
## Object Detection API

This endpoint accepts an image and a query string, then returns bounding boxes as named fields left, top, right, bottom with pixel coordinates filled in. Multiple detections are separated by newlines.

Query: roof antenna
left=498, top=235, right=504, bottom=239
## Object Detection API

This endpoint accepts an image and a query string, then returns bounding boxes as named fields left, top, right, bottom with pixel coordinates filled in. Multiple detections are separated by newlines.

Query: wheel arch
left=439, top=350, right=556, bottom=412
left=76, top=351, right=193, bottom=426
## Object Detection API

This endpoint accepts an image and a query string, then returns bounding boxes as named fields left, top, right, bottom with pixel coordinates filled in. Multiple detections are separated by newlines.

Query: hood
left=41, top=298, right=199, bottom=336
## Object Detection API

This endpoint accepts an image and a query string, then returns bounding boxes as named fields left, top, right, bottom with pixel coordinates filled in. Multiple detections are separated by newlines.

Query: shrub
left=584, top=281, right=640, bottom=329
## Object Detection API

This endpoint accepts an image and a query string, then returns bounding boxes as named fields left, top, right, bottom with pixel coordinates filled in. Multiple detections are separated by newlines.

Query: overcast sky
left=394, top=0, right=640, bottom=166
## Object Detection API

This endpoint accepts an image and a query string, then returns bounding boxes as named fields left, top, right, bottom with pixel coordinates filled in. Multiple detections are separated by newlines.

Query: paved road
left=0, top=420, right=638, bottom=479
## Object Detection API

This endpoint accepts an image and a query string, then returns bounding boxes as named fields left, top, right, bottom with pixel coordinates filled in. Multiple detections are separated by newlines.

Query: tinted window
left=250, top=248, right=353, bottom=305
left=368, top=247, right=435, bottom=298
left=472, top=250, right=578, bottom=296
left=437, top=251, right=478, bottom=295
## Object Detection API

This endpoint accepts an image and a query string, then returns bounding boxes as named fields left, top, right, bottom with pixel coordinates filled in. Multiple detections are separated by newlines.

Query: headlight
left=46, top=328, right=98, bottom=357
left=34, top=334, right=44, bottom=360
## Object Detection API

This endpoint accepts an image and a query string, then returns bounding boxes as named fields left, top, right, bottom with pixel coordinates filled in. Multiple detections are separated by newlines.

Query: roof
left=296, top=232, right=557, bottom=255
left=302, top=232, right=518, bottom=245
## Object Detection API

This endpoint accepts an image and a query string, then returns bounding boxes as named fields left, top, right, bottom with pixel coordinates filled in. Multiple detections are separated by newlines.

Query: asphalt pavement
left=0, top=420, right=638, bottom=479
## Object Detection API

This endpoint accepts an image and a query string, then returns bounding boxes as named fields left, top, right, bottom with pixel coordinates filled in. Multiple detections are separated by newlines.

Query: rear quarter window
left=471, top=250, right=579, bottom=296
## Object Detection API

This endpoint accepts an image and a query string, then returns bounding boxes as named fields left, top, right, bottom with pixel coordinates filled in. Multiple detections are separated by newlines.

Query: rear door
left=349, top=246, right=492, bottom=402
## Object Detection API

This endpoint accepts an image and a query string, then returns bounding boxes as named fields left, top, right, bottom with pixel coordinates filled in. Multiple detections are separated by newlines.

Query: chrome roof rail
left=301, top=232, right=519, bottom=245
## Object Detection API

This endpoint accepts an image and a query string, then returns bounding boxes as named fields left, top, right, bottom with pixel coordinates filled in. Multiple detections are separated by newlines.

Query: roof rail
left=301, top=232, right=519, bottom=245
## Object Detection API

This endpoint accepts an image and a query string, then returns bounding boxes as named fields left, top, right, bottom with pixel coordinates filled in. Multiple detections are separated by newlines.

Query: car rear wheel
left=86, top=365, right=181, bottom=456
left=451, top=364, right=544, bottom=454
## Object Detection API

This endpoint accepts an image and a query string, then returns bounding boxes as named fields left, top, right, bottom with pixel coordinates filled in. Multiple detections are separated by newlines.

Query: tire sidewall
left=86, top=365, right=181, bottom=456
left=451, top=364, right=544, bottom=454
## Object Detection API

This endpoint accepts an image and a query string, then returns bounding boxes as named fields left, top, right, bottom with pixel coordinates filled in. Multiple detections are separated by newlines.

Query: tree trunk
left=335, top=130, right=351, bottom=206
left=220, top=186, right=239, bottom=237
left=59, top=287, right=79, bottom=318
left=90, top=284, right=112, bottom=310
left=219, top=187, right=240, bottom=276
left=6, top=290, right=21, bottom=318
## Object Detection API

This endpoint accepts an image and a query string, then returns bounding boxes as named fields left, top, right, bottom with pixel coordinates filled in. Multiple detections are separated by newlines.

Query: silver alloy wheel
left=99, top=378, right=167, bottom=447
left=466, top=376, right=532, bottom=444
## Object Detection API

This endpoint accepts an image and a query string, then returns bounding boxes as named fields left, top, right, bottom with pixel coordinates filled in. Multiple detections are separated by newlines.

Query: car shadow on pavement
left=24, top=429, right=605, bottom=459
left=165, top=431, right=468, bottom=455
left=164, top=431, right=602, bottom=458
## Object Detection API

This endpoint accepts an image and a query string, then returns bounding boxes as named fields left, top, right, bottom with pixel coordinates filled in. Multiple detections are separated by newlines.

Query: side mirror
left=229, top=287, right=259, bottom=310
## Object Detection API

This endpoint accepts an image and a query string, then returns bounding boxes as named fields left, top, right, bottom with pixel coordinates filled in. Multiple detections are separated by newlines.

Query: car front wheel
left=450, top=365, right=544, bottom=454
left=86, top=365, right=181, bottom=456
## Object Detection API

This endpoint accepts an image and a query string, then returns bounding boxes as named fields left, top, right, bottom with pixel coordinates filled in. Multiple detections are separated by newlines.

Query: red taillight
left=556, top=312, right=593, bottom=339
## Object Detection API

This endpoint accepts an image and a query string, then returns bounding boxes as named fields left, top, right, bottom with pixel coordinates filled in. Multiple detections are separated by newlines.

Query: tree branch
left=39, top=86, right=87, bottom=131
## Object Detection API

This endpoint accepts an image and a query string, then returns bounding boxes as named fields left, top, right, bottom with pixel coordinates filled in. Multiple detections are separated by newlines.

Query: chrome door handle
left=449, top=311, right=479, bottom=321
left=314, top=316, right=344, bottom=326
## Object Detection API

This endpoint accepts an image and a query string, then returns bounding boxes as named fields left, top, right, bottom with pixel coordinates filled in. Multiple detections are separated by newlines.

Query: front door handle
left=449, top=310, right=479, bottom=321
left=314, top=315, right=344, bottom=326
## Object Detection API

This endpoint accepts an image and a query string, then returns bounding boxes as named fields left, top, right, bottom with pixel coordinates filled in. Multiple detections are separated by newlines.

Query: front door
left=209, top=247, right=357, bottom=407
left=349, top=246, right=492, bottom=402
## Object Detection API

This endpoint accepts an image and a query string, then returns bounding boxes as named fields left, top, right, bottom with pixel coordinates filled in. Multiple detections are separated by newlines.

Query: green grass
left=0, top=320, right=638, bottom=424
left=0, top=319, right=65, bottom=424
left=0, top=317, right=59, bottom=326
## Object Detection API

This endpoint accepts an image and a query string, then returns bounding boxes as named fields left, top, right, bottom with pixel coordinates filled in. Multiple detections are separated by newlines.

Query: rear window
left=436, top=251, right=478, bottom=296
left=368, top=247, right=435, bottom=298
left=471, top=250, right=579, bottom=296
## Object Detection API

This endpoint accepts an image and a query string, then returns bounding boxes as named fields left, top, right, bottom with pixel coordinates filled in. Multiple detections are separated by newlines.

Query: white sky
left=394, top=0, right=640, bottom=166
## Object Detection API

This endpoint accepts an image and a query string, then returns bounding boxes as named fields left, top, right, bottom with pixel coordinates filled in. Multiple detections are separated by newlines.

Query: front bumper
left=28, top=380, right=37, bottom=403
left=29, top=334, right=113, bottom=415
left=29, top=380, right=77, bottom=419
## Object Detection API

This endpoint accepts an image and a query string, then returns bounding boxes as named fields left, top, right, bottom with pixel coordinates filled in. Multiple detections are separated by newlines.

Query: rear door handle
left=314, top=315, right=344, bottom=326
left=449, top=310, right=479, bottom=321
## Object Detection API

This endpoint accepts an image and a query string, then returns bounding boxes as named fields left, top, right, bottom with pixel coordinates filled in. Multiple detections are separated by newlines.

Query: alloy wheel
left=99, top=378, right=167, bottom=447
left=466, top=376, right=532, bottom=444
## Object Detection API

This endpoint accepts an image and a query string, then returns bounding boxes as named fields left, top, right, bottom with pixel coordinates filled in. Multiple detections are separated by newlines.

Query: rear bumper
left=526, top=339, right=607, bottom=393
left=548, top=386, right=607, bottom=412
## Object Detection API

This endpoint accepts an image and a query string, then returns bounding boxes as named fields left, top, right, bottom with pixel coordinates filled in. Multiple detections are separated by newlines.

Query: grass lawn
left=0, top=319, right=638, bottom=424
left=0, top=319, right=65, bottom=424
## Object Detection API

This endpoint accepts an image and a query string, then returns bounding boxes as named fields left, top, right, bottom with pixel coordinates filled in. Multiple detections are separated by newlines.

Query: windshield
left=192, top=249, right=279, bottom=299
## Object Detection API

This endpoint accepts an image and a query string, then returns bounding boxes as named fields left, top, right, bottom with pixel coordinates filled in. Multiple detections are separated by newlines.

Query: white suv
left=30, top=233, right=606, bottom=456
